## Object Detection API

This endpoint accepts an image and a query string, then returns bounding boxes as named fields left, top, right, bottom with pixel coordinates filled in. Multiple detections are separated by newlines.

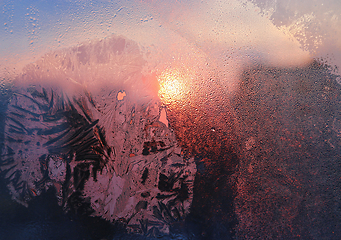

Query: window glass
left=1, top=0, right=340, bottom=239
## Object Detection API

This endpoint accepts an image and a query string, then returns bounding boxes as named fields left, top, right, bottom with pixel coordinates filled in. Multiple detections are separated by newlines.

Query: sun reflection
left=157, top=68, right=189, bottom=104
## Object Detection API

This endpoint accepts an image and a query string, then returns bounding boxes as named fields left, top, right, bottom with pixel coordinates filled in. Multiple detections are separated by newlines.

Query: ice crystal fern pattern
left=0, top=37, right=196, bottom=236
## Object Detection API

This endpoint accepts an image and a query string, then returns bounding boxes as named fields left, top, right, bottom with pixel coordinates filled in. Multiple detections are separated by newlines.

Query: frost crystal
left=0, top=35, right=196, bottom=236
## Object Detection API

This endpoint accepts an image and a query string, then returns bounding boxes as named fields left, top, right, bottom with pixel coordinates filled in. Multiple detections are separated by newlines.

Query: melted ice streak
left=1, top=35, right=196, bottom=236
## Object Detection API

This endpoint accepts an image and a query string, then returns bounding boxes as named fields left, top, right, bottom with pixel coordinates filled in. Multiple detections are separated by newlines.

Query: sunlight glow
left=157, top=68, right=189, bottom=104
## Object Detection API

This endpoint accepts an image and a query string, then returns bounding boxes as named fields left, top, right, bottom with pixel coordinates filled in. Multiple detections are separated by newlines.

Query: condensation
left=1, top=0, right=341, bottom=239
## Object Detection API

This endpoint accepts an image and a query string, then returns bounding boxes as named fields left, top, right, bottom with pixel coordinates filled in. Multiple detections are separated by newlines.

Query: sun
left=157, top=68, right=189, bottom=104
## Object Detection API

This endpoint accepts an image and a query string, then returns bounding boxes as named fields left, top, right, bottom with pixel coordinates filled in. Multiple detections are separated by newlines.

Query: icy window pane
left=0, top=0, right=341, bottom=239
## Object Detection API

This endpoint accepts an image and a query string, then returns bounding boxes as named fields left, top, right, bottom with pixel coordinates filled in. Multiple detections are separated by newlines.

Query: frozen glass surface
left=1, top=0, right=341, bottom=239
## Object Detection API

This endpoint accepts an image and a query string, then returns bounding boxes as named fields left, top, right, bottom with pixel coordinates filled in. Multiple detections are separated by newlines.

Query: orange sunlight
left=157, top=68, right=190, bottom=105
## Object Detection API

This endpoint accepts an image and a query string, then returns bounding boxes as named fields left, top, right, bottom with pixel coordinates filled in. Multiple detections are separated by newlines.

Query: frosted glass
left=1, top=0, right=340, bottom=239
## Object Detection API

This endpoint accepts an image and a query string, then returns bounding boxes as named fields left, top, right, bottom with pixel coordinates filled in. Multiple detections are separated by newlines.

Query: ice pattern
left=0, top=35, right=196, bottom=236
